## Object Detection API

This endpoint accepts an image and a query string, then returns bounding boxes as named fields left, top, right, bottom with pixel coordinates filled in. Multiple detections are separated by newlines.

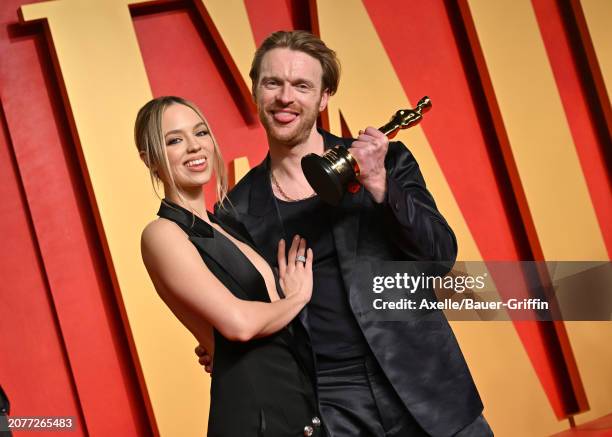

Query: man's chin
left=261, top=114, right=314, bottom=146
left=268, top=126, right=302, bottom=145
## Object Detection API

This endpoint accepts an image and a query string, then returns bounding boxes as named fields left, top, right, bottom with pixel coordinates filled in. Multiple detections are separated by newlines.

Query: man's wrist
left=361, top=171, right=387, bottom=203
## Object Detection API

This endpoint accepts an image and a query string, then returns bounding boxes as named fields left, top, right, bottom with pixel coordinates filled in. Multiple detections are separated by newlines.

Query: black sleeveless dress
left=157, top=200, right=323, bottom=437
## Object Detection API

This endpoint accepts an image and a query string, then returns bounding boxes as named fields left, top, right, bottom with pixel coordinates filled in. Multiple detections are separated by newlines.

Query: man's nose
left=276, top=83, right=294, bottom=105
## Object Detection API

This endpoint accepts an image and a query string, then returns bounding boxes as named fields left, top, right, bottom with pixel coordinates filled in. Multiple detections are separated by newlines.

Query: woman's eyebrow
left=164, top=122, right=206, bottom=137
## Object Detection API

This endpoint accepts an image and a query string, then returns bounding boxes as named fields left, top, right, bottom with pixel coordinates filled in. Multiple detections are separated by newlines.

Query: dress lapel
left=157, top=200, right=214, bottom=238
left=157, top=200, right=269, bottom=302
left=189, top=232, right=270, bottom=303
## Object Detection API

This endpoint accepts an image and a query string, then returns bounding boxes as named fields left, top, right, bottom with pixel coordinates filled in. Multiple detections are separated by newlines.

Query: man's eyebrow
left=292, top=78, right=315, bottom=86
left=164, top=122, right=206, bottom=137
left=260, top=75, right=280, bottom=82
left=260, top=75, right=316, bottom=87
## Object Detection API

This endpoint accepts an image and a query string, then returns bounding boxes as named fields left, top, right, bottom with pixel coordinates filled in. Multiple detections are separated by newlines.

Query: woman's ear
left=139, top=150, right=149, bottom=167
left=140, top=151, right=159, bottom=177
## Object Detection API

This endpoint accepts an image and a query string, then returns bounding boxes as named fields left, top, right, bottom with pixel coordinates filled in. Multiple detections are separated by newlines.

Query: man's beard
left=259, top=99, right=321, bottom=147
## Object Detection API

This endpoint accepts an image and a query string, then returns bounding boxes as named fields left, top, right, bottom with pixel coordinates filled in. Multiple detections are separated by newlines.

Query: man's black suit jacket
left=215, top=129, right=483, bottom=436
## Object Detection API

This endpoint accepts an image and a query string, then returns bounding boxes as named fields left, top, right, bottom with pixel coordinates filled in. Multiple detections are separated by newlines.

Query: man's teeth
left=185, top=158, right=206, bottom=167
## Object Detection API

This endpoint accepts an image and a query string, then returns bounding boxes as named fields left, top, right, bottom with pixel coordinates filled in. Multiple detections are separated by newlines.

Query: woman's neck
left=164, top=187, right=210, bottom=223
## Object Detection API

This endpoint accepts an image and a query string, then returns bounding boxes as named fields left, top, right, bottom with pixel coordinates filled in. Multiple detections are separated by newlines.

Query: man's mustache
left=266, top=105, right=301, bottom=114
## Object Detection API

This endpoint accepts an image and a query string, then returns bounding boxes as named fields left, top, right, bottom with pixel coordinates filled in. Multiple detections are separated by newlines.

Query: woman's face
left=161, top=104, right=214, bottom=190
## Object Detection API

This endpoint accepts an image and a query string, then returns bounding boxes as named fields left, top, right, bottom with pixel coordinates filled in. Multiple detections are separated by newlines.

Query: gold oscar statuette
left=301, top=96, right=432, bottom=206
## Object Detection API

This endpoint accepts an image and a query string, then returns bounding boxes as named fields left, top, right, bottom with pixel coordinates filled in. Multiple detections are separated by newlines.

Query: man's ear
left=251, top=78, right=260, bottom=101
left=319, top=89, right=330, bottom=112
left=252, top=86, right=260, bottom=107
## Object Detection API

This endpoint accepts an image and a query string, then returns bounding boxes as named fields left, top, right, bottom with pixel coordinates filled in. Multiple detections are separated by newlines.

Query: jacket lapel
left=212, top=204, right=257, bottom=247
left=237, top=130, right=364, bottom=328
left=239, top=158, right=286, bottom=267
left=320, top=130, right=364, bottom=286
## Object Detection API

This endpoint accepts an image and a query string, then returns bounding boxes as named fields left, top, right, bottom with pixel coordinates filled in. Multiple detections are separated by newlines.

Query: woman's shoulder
left=140, top=217, right=213, bottom=284
left=141, top=218, right=188, bottom=253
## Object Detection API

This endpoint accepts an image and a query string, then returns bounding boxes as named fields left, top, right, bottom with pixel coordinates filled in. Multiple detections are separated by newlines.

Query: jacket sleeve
left=380, top=141, right=458, bottom=262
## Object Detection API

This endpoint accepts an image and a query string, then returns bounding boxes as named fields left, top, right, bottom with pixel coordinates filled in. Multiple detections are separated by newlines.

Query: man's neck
left=268, top=126, right=325, bottom=178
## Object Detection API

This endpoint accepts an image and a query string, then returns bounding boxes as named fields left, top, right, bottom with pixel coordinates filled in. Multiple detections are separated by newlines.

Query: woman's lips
left=184, top=158, right=208, bottom=172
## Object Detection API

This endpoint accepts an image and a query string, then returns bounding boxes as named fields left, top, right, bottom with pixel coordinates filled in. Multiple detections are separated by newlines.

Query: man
left=199, top=30, right=492, bottom=436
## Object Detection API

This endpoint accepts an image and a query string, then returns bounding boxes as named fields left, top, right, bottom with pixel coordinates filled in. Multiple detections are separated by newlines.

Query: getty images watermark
left=349, top=261, right=612, bottom=321
left=372, top=271, right=548, bottom=312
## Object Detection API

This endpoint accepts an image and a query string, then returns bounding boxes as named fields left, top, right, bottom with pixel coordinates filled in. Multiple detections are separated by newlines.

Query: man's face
left=254, top=48, right=329, bottom=146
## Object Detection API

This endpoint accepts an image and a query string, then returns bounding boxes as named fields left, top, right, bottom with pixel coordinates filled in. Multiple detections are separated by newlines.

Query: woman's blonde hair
left=134, top=96, right=228, bottom=207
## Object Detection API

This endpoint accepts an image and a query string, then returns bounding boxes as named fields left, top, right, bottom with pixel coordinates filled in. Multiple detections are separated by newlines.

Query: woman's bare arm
left=141, top=219, right=312, bottom=342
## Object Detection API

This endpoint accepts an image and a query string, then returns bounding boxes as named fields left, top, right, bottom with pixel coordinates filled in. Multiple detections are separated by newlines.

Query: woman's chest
left=212, top=225, right=281, bottom=302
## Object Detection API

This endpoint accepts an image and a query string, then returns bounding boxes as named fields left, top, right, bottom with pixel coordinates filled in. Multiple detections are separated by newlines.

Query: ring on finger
left=296, top=255, right=307, bottom=264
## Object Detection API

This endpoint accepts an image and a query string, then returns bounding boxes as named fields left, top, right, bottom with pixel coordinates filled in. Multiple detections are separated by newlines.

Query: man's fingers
left=195, top=345, right=204, bottom=356
left=353, top=127, right=386, bottom=150
left=353, top=136, right=375, bottom=147
left=364, top=126, right=385, bottom=138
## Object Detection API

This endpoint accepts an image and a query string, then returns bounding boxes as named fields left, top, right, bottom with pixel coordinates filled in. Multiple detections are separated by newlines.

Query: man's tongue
left=273, top=111, right=297, bottom=124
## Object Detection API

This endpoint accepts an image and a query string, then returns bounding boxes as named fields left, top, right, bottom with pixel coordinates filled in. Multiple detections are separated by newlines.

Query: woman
left=135, top=96, right=322, bottom=436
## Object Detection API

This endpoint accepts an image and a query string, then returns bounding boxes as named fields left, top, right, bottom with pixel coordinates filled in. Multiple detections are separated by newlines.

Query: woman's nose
left=186, top=135, right=202, bottom=152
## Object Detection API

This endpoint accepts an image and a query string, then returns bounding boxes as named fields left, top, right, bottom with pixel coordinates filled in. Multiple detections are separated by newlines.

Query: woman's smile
left=184, top=156, right=208, bottom=172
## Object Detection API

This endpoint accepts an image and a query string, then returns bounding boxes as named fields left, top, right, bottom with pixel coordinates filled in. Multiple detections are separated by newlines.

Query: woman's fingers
left=277, top=239, right=286, bottom=278
left=296, top=238, right=307, bottom=269
left=305, top=248, right=313, bottom=271
left=287, top=235, right=300, bottom=272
